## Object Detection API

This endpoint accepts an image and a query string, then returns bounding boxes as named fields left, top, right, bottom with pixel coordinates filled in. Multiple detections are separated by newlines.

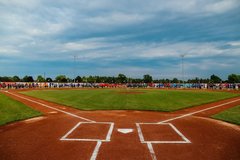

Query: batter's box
left=136, top=123, right=191, bottom=144
left=60, top=122, right=114, bottom=142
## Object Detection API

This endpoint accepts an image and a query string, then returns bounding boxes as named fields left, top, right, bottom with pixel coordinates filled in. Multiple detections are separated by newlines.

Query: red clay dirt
left=0, top=89, right=239, bottom=160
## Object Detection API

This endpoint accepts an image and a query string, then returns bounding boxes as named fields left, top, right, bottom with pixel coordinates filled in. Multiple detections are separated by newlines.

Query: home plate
left=117, top=128, right=133, bottom=134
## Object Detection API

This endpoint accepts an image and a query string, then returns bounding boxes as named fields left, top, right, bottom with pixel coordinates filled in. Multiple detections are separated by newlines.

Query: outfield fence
left=0, top=82, right=239, bottom=90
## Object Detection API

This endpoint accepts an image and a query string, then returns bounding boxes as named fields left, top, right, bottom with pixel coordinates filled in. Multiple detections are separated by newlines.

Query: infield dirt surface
left=0, top=89, right=240, bottom=160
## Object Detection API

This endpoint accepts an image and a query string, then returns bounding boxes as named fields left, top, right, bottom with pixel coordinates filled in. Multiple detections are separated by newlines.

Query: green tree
left=46, top=77, right=53, bottom=82
left=228, top=74, right=240, bottom=83
left=210, top=74, right=222, bottom=83
left=172, top=78, right=179, bottom=83
left=67, top=78, right=72, bottom=82
left=12, top=76, right=20, bottom=82
left=36, top=75, right=45, bottom=82
left=0, top=76, right=12, bottom=82
left=87, top=76, right=95, bottom=83
left=82, top=76, right=88, bottom=83
left=55, top=75, right=67, bottom=82
left=22, top=76, right=34, bottom=82
left=143, top=74, right=152, bottom=83
left=117, top=74, right=127, bottom=83
left=75, top=76, right=82, bottom=82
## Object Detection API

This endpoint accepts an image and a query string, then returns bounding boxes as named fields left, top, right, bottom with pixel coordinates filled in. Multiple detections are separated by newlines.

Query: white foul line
left=147, top=143, right=157, bottom=160
left=4, top=91, right=116, bottom=160
left=158, top=98, right=240, bottom=123
left=136, top=98, right=240, bottom=160
left=90, top=141, right=102, bottom=160
left=5, top=91, right=95, bottom=122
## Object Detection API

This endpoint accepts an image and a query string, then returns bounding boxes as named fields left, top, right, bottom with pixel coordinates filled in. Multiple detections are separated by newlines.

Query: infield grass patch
left=21, top=89, right=239, bottom=112
left=0, top=93, right=42, bottom=126
left=212, top=105, right=240, bottom=125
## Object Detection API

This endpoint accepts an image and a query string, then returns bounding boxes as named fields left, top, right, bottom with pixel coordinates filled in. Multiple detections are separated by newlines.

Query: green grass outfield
left=212, top=105, right=240, bottom=125
left=0, top=93, right=42, bottom=126
left=21, top=89, right=239, bottom=112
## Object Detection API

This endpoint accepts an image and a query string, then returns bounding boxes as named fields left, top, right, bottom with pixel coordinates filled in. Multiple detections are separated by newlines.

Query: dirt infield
left=0, top=90, right=239, bottom=160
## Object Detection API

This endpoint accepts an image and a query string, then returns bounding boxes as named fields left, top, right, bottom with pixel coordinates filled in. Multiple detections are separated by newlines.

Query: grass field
left=0, top=93, right=42, bottom=126
left=21, top=89, right=239, bottom=111
left=212, top=105, right=240, bottom=125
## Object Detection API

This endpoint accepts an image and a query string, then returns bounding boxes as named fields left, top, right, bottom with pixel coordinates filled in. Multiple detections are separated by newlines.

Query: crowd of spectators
left=0, top=82, right=239, bottom=90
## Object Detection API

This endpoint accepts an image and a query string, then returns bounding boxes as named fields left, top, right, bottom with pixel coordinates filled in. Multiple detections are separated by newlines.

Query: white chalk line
left=168, top=123, right=191, bottom=143
left=60, top=122, right=82, bottom=140
left=136, top=123, right=145, bottom=142
left=137, top=98, right=240, bottom=160
left=60, top=122, right=114, bottom=142
left=106, top=123, right=115, bottom=141
left=60, top=122, right=114, bottom=160
left=147, top=143, right=157, bottom=160
left=5, top=91, right=108, bottom=160
left=158, top=98, right=240, bottom=123
left=136, top=123, right=190, bottom=144
left=7, top=91, right=239, bottom=160
left=5, top=91, right=95, bottom=122
left=90, top=141, right=102, bottom=160
left=136, top=122, right=191, bottom=160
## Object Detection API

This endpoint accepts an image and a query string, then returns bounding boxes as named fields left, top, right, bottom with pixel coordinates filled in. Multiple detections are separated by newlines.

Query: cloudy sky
left=0, top=0, right=239, bottom=80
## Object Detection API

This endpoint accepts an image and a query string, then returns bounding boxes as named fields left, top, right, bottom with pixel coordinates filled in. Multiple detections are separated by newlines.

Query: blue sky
left=0, top=0, right=239, bottom=80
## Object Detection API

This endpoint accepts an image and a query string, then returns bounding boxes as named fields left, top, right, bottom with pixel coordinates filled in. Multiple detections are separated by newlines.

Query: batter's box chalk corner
left=60, top=122, right=114, bottom=142
left=136, top=122, right=191, bottom=144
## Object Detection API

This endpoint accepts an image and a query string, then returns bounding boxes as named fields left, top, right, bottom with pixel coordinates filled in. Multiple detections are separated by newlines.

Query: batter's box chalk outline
left=60, top=122, right=114, bottom=142
left=136, top=122, right=191, bottom=144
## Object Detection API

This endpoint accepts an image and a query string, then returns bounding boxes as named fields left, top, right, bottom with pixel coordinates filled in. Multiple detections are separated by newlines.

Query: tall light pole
left=73, top=55, right=77, bottom=83
left=180, top=54, right=186, bottom=87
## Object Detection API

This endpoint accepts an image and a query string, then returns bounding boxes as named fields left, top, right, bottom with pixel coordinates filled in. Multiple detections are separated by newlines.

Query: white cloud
left=0, top=46, right=20, bottom=56
left=132, top=42, right=232, bottom=58
left=59, top=37, right=120, bottom=52
left=187, top=59, right=233, bottom=71
left=204, top=0, right=238, bottom=14
left=85, top=12, right=151, bottom=26
left=59, top=40, right=240, bottom=61
left=0, top=0, right=40, bottom=9
left=228, top=41, right=240, bottom=47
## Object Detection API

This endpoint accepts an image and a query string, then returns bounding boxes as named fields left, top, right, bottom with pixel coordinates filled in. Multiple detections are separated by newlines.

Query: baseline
left=158, top=98, right=240, bottom=123
left=4, top=91, right=95, bottom=122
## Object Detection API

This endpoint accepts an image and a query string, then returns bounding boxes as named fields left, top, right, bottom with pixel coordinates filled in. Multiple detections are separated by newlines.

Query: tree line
left=0, top=74, right=240, bottom=83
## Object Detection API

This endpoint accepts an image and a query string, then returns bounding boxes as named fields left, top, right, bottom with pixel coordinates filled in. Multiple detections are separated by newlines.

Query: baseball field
left=0, top=88, right=240, bottom=160
left=21, top=89, right=238, bottom=111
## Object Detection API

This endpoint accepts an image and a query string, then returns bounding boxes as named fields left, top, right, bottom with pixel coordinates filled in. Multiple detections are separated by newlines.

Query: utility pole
left=180, top=54, right=186, bottom=88
left=73, top=55, right=77, bottom=83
